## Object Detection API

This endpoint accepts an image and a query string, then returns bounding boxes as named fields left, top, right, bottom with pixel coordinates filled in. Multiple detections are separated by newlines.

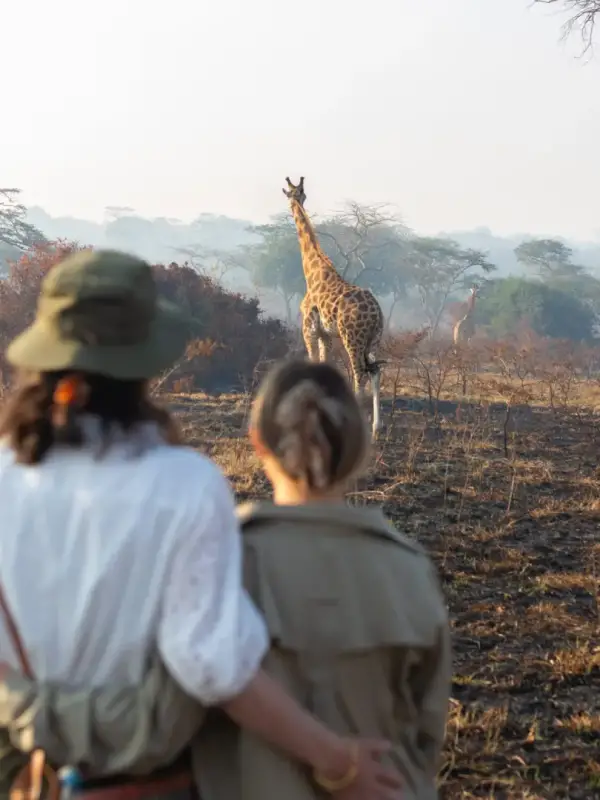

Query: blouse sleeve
left=157, top=463, right=269, bottom=705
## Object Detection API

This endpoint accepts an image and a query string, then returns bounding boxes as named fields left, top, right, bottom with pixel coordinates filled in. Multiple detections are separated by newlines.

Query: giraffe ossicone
left=283, top=176, right=385, bottom=439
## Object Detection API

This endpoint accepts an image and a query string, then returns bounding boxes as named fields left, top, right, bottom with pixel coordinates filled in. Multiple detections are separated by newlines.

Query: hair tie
left=53, top=375, right=86, bottom=408
left=51, top=376, right=89, bottom=432
left=52, top=375, right=81, bottom=406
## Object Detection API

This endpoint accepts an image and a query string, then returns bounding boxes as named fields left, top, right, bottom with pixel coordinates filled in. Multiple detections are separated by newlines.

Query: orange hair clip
left=53, top=375, right=86, bottom=407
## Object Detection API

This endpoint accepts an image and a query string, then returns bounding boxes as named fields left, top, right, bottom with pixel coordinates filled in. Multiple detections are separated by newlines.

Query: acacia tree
left=515, top=237, right=600, bottom=315
left=534, top=0, right=600, bottom=50
left=0, top=189, right=46, bottom=252
left=514, top=239, right=583, bottom=280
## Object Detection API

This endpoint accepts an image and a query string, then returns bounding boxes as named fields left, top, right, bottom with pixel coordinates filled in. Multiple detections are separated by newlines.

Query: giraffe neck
left=290, top=200, right=341, bottom=291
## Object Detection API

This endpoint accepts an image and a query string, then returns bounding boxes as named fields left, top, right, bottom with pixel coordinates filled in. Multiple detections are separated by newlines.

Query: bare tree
left=533, top=0, right=600, bottom=51
left=173, top=245, right=239, bottom=283
left=316, top=201, right=411, bottom=285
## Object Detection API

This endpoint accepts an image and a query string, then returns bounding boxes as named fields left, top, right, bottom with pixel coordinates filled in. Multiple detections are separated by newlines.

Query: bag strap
left=0, top=582, right=60, bottom=800
left=0, top=584, right=33, bottom=679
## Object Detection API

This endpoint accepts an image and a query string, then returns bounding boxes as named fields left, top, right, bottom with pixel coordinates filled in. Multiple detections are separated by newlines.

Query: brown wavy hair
left=0, top=370, right=181, bottom=465
left=251, top=359, right=369, bottom=491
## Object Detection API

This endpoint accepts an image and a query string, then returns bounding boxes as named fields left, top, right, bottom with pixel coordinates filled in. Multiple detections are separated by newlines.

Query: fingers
left=358, top=737, right=392, bottom=757
left=374, top=765, right=403, bottom=790
left=344, top=737, right=404, bottom=799
left=377, top=789, right=403, bottom=800
left=356, top=738, right=403, bottom=788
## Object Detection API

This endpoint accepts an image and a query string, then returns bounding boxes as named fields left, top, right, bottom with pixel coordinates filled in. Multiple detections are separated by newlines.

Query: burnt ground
left=169, top=389, right=600, bottom=800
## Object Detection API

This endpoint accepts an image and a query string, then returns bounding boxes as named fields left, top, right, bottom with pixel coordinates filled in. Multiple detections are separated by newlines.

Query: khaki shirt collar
left=237, top=500, right=420, bottom=552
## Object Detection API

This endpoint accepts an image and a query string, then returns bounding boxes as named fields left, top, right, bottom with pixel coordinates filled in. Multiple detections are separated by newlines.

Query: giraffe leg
left=369, top=363, right=383, bottom=438
left=355, top=370, right=368, bottom=399
left=318, top=332, right=332, bottom=363
left=344, top=346, right=382, bottom=438
left=345, top=355, right=365, bottom=397
left=301, top=310, right=320, bottom=362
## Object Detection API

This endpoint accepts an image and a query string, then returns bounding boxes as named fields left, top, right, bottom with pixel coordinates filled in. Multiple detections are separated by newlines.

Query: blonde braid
left=274, top=379, right=344, bottom=489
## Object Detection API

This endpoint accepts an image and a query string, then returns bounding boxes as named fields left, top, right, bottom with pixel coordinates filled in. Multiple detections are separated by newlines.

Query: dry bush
left=0, top=241, right=87, bottom=377
left=408, top=337, right=458, bottom=416
left=380, top=327, right=430, bottom=411
left=0, top=244, right=290, bottom=393
left=152, top=262, right=290, bottom=391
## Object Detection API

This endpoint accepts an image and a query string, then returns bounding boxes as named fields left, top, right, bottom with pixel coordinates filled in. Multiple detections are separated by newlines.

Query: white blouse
left=0, top=427, right=268, bottom=704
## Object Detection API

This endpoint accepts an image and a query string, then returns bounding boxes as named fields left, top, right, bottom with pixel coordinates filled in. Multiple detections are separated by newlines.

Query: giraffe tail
left=365, top=356, right=386, bottom=375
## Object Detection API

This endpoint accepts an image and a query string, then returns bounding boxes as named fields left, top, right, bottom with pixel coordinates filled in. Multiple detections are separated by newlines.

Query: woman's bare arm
left=220, top=671, right=403, bottom=798
left=221, top=669, right=351, bottom=777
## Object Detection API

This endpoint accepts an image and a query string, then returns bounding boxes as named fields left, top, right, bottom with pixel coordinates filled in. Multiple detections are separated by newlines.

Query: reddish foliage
left=151, top=262, right=289, bottom=390
left=0, top=243, right=290, bottom=392
left=0, top=241, right=86, bottom=383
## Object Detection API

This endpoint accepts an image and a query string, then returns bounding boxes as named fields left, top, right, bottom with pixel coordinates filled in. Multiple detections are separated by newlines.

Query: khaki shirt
left=0, top=502, right=451, bottom=800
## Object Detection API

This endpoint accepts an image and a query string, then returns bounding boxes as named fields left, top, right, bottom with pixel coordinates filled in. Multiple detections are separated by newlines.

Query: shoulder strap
left=0, top=583, right=33, bottom=679
left=0, top=583, right=60, bottom=800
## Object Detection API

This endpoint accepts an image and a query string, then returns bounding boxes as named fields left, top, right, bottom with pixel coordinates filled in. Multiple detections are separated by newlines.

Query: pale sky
left=2, top=0, right=600, bottom=240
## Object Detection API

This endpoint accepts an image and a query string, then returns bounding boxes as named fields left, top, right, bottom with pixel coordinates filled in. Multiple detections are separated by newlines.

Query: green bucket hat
left=6, top=249, right=188, bottom=380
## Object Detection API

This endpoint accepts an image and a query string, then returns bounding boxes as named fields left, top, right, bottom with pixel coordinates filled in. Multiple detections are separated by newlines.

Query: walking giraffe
left=453, top=286, right=477, bottom=347
left=283, top=176, right=385, bottom=438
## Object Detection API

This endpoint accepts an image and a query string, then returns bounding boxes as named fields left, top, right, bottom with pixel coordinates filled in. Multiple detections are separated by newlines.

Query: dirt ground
left=170, top=387, right=600, bottom=800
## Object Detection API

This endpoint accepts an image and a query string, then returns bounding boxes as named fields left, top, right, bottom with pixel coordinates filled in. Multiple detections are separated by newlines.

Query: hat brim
left=6, top=299, right=189, bottom=380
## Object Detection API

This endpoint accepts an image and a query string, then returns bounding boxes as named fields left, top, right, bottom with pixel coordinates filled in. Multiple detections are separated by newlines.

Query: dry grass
left=165, top=375, right=600, bottom=799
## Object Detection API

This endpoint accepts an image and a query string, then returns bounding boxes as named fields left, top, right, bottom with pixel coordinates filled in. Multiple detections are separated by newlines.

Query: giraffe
left=453, top=286, right=477, bottom=347
left=282, top=177, right=385, bottom=437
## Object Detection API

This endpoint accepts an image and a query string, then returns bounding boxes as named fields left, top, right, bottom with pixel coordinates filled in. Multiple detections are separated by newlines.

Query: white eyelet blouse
left=0, top=424, right=268, bottom=704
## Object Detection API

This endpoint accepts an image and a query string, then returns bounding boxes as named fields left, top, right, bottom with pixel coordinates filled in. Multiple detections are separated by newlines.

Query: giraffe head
left=282, top=176, right=306, bottom=208
left=467, top=285, right=477, bottom=311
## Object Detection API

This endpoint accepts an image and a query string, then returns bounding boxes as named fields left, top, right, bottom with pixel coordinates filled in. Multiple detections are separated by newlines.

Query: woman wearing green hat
left=0, top=249, right=402, bottom=800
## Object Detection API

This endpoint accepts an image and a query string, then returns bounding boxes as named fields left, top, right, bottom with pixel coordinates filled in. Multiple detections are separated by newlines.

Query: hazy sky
left=3, top=0, right=600, bottom=240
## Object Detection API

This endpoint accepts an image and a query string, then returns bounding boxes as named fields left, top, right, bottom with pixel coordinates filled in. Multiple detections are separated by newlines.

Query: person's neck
left=272, top=484, right=346, bottom=506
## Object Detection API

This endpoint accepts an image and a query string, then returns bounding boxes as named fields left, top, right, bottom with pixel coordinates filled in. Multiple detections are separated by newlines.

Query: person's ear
left=249, top=425, right=268, bottom=457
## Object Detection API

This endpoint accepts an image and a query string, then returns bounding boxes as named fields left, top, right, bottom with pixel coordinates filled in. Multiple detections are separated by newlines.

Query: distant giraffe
left=453, top=286, right=477, bottom=347
left=283, top=177, right=385, bottom=438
